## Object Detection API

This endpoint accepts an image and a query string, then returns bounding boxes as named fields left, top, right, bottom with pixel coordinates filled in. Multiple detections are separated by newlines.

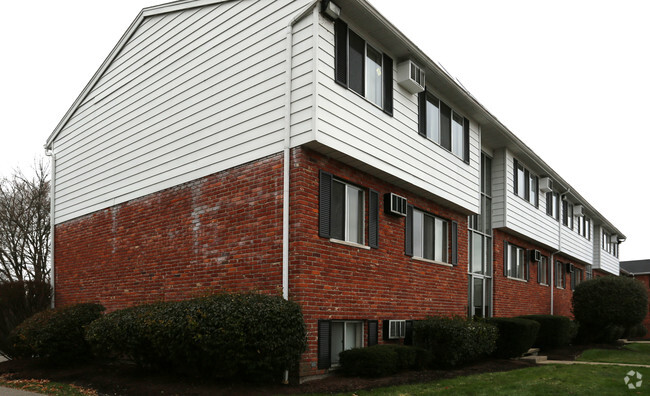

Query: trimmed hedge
left=85, top=293, right=306, bottom=382
left=0, top=281, right=52, bottom=358
left=9, top=303, right=104, bottom=362
left=518, top=315, right=576, bottom=349
left=413, top=316, right=497, bottom=367
left=487, top=317, right=539, bottom=358
left=339, top=344, right=425, bottom=377
left=573, top=276, right=648, bottom=343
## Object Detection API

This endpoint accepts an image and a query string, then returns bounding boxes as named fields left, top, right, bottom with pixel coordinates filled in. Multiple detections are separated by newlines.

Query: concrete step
left=520, top=354, right=548, bottom=363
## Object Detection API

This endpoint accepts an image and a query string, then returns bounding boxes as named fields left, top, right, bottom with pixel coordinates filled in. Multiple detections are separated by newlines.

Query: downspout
left=45, top=145, right=55, bottom=308
left=281, top=0, right=320, bottom=384
left=283, top=0, right=320, bottom=300
left=550, top=187, right=570, bottom=315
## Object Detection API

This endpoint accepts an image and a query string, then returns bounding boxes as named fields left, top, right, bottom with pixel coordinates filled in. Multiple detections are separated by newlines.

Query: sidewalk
left=0, top=387, right=45, bottom=396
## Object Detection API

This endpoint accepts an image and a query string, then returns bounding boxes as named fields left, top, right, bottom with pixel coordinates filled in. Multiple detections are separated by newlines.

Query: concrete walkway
left=539, top=360, right=650, bottom=368
left=0, top=387, right=45, bottom=396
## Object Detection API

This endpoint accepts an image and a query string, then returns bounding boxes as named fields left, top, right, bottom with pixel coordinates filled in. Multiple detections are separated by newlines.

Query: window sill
left=507, top=276, right=528, bottom=283
left=411, top=256, right=453, bottom=267
left=329, top=238, right=370, bottom=250
left=539, top=282, right=549, bottom=287
left=556, top=286, right=565, bottom=290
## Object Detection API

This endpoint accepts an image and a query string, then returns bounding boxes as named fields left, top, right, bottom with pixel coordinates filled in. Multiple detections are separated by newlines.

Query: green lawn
left=298, top=364, right=650, bottom=395
left=0, top=376, right=97, bottom=396
left=578, top=343, right=650, bottom=365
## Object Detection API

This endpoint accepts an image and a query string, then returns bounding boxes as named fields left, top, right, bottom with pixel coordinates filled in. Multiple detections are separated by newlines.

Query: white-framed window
left=546, top=192, right=559, bottom=220
left=412, top=208, right=449, bottom=263
left=420, top=93, right=470, bottom=162
left=571, top=267, right=583, bottom=291
left=331, top=180, right=364, bottom=244
left=513, top=159, right=538, bottom=207
left=330, top=321, right=363, bottom=365
left=506, top=242, right=528, bottom=280
left=586, top=264, right=593, bottom=280
left=334, top=20, right=393, bottom=115
left=388, top=320, right=406, bottom=339
left=562, top=200, right=574, bottom=229
left=538, top=256, right=548, bottom=285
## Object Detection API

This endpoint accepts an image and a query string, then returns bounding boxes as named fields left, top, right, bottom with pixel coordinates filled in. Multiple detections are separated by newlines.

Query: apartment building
left=44, top=0, right=624, bottom=378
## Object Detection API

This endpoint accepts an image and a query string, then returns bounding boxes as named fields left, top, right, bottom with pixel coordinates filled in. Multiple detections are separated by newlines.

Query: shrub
left=413, top=316, right=497, bottom=367
left=85, top=293, right=306, bottom=382
left=10, top=303, right=104, bottom=362
left=624, top=323, right=648, bottom=339
left=573, top=276, right=648, bottom=343
left=338, top=344, right=425, bottom=377
left=0, top=281, right=52, bottom=358
left=517, top=315, right=575, bottom=349
left=487, top=317, right=539, bottom=358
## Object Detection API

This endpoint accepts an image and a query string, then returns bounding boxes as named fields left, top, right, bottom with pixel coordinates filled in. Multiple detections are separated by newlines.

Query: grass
left=299, top=364, right=650, bottom=395
left=578, top=343, right=650, bottom=365
left=0, top=375, right=97, bottom=396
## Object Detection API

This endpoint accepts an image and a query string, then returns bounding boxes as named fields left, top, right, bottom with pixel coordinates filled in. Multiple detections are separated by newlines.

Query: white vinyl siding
left=314, top=17, right=480, bottom=213
left=53, top=0, right=311, bottom=224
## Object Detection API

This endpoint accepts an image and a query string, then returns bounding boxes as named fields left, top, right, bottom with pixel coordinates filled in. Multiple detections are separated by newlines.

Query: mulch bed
left=0, top=344, right=617, bottom=396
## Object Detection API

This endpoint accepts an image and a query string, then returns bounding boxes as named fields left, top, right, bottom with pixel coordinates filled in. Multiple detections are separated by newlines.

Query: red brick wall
left=632, top=274, right=650, bottom=339
left=55, top=153, right=286, bottom=310
left=289, top=147, right=470, bottom=377
left=491, top=229, right=586, bottom=318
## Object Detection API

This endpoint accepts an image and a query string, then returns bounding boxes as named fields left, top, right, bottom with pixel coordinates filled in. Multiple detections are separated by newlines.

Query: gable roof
left=620, top=260, right=650, bottom=275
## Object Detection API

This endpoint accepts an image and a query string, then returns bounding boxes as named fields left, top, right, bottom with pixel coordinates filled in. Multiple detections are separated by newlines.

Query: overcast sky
left=1, top=0, right=648, bottom=261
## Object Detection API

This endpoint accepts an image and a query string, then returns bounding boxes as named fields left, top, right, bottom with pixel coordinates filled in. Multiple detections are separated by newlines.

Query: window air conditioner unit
left=396, top=60, right=425, bottom=94
left=388, top=320, right=406, bottom=339
left=385, top=193, right=408, bottom=217
left=566, top=263, right=574, bottom=273
left=610, top=234, right=619, bottom=243
left=574, top=205, right=584, bottom=216
left=529, top=249, right=541, bottom=262
left=539, top=177, right=553, bottom=193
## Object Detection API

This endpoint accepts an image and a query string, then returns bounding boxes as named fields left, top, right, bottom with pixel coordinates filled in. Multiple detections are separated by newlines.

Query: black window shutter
left=440, top=102, right=451, bottom=150
left=404, top=320, right=414, bottom=345
left=405, top=205, right=413, bottom=256
left=537, top=258, right=541, bottom=284
left=317, top=320, right=331, bottom=369
left=334, top=20, right=348, bottom=87
left=504, top=241, right=509, bottom=277
left=382, top=320, right=390, bottom=341
left=534, top=176, right=539, bottom=208
left=369, top=189, right=379, bottom=249
left=463, top=117, right=470, bottom=163
left=513, top=159, right=519, bottom=195
left=418, top=90, right=427, bottom=137
left=319, top=171, right=333, bottom=238
left=546, top=192, right=552, bottom=216
left=382, top=54, right=393, bottom=116
left=348, top=30, right=365, bottom=96
left=451, top=221, right=458, bottom=265
left=368, top=320, right=378, bottom=346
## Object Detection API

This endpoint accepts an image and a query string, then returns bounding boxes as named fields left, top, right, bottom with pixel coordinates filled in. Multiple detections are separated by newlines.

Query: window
left=412, top=208, right=448, bottom=262
left=538, top=256, right=549, bottom=285
left=334, top=20, right=393, bottom=115
left=513, top=159, right=538, bottom=207
left=406, top=206, right=458, bottom=265
left=576, top=216, right=591, bottom=240
left=388, top=320, right=406, bottom=339
left=318, top=320, right=363, bottom=368
left=586, top=264, right=593, bottom=280
left=506, top=242, right=528, bottom=280
left=418, top=92, right=470, bottom=162
left=601, top=229, right=618, bottom=257
left=571, top=267, right=583, bottom=291
left=546, top=192, right=559, bottom=220
left=319, top=171, right=379, bottom=248
left=562, top=200, right=573, bottom=229
left=555, top=261, right=565, bottom=289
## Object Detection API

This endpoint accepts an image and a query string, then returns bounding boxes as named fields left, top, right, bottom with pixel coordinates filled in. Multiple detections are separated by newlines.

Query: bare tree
left=0, top=160, right=50, bottom=283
